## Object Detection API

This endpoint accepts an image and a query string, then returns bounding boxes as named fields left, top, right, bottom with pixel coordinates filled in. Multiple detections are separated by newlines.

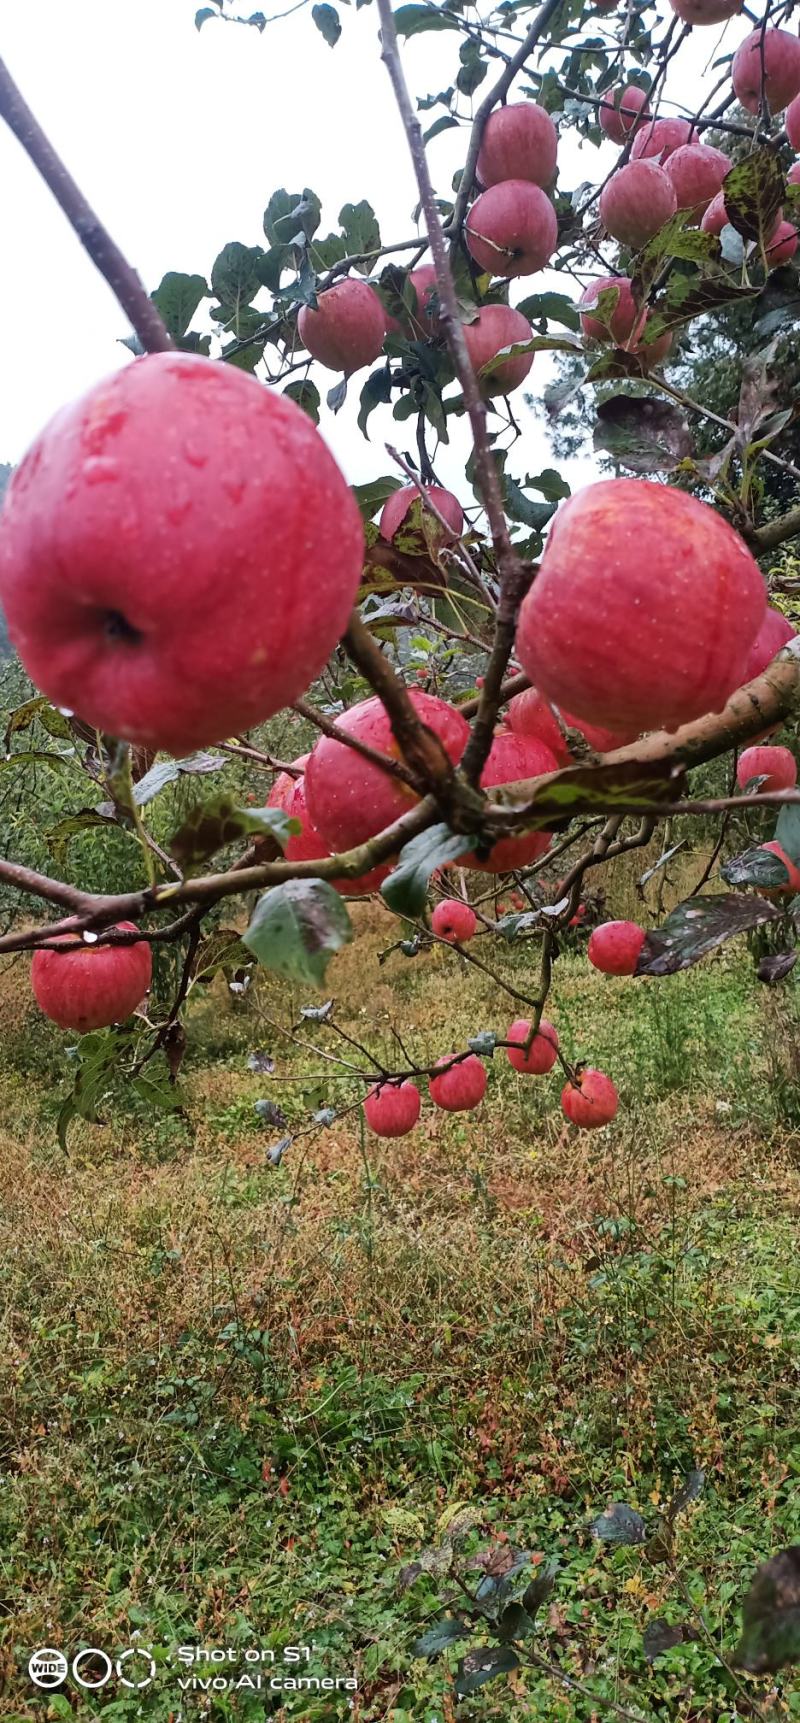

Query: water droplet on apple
left=82, top=931, right=99, bottom=944
left=83, top=457, right=121, bottom=486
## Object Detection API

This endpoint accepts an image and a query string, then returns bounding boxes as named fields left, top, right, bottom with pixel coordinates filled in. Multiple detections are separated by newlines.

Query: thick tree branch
left=0, top=58, right=173, bottom=356
left=753, top=502, right=800, bottom=553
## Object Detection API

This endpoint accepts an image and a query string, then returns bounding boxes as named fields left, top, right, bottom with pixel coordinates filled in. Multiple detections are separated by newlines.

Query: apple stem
left=0, top=56, right=174, bottom=355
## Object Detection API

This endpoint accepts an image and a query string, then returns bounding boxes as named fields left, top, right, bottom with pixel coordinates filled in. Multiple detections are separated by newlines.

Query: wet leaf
left=594, top=395, right=692, bottom=472
left=243, top=880, right=353, bottom=988
left=644, top=1619, right=697, bottom=1663
left=637, top=892, right=779, bottom=975
left=248, top=1050, right=276, bottom=1073
left=151, top=271, right=208, bottom=340
left=312, top=1, right=341, bottom=43
left=169, top=796, right=296, bottom=868
left=592, top=1503, right=647, bottom=1545
left=721, top=848, right=792, bottom=889
left=455, top=1645, right=520, bottom=1696
left=734, top=1547, right=800, bottom=1673
left=757, top=951, right=797, bottom=984
left=46, top=809, right=118, bottom=865
left=667, top=1468, right=705, bottom=1518
left=254, top=1098, right=287, bottom=1128
left=394, top=3, right=461, bottom=35
left=724, top=148, right=784, bottom=247
left=413, top=1618, right=469, bottom=1657
left=468, top=1030, right=499, bottom=1057
left=283, top=378, right=321, bottom=423
left=382, top=823, right=479, bottom=917
left=774, top=801, right=800, bottom=863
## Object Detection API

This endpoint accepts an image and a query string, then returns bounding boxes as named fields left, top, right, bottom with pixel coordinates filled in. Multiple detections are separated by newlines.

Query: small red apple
left=736, top=745, right=797, bottom=792
left=515, top=479, right=767, bottom=733
left=458, top=730, right=557, bottom=872
left=741, top=607, right=796, bottom=681
left=0, top=354, right=364, bottom=757
left=431, top=899, right=478, bottom=943
left=465, top=181, right=558, bottom=278
left=507, top=686, right=634, bottom=759
left=766, top=220, right=799, bottom=267
left=569, top=905, right=587, bottom=928
left=732, top=28, right=800, bottom=115
left=506, top=1015, right=559, bottom=1074
left=665, top=144, right=729, bottom=223
left=759, top=839, right=800, bottom=895
left=788, top=162, right=800, bottom=188
left=561, top=1068, right=619, bottom=1128
left=305, top=690, right=469, bottom=854
left=700, top=192, right=728, bottom=236
left=267, top=760, right=388, bottom=894
left=476, top=102, right=558, bottom=189
left=600, top=160, right=678, bottom=250
left=462, top=305, right=534, bottom=396
left=298, top=278, right=386, bottom=373
left=787, top=92, right=800, bottom=150
left=379, top=485, right=464, bottom=542
left=599, top=86, right=650, bottom=145
left=31, top=921, right=152, bottom=1032
left=363, top=1079, right=421, bottom=1137
left=669, top=0, right=741, bottom=21
left=587, top=920, right=646, bottom=975
left=579, top=276, right=639, bottom=345
left=429, top=1053, right=487, bottom=1111
left=630, top=117, right=698, bottom=161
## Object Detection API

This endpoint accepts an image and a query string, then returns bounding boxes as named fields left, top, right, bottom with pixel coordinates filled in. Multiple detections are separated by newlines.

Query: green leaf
left=724, top=148, right=784, bottom=247
left=358, top=367, right=392, bottom=437
left=264, top=188, right=322, bottom=247
left=169, top=796, right=296, bottom=869
left=775, top=802, right=800, bottom=863
left=424, top=115, right=459, bottom=144
left=243, top=879, right=353, bottom=988
left=644, top=1620, right=696, bottom=1663
left=516, top=758, right=680, bottom=821
left=593, top=396, right=693, bottom=473
left=637, top=892, right=779, bottom=976
left=283, top=378, right=321, bottom=423
left=46, top=809, right=118, bottom=865
left=4, top=695, right=73, bottom=748
left=457, top=38, right=488, bottom=97
left=132, top=752, right=222, bottom=807
left=503, top=477, right=556, bottom=532
left=516, top=291, right=580, bottom=332
left=393, top=3, right=461, bottom=35
left=413, top=1618, right=469, bottom=1656
left=734, top=1547, right=800, bottom=1673
left=455, top=1645, right=520, bottom=1697
left=352, top=476, right=403, bottom=518
left=195, top=6, right=219, bottom=25
left=721, top=847, right=792, bottom=889
left=338, top=200, right=381, bottom=269
left=647, top=271, right=760, bottom=336
left=210, top=242, right=266, bottom=323
left=312, top=1, right=341, bottom=42
left=381, top=823, right=478, bottom=916
left=631, top=210, right=720, bottom=297
left=592, top=1503, right=647, bottom=1546
left=327, top=377, right=348, bottom=414
left=151, top=272, right=208, bottom=340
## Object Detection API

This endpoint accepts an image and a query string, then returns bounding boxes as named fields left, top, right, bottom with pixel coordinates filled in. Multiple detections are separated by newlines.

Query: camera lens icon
left=28, top=1649, right=68, bottom=1689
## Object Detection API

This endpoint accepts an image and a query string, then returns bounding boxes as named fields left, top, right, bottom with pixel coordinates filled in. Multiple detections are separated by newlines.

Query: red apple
left=561, top=1068, right=619, bottom=1128
left=742, top=607, right=796, bottom=681
left=507, top=686, right=634, bottom=760
left=267, top=762, right=388, bottom=894
left=736, top=745, right=797, bottom=792
left=462, top=305, right=535, bottom=396
left=429, top=1053, right=487, bottom=1111
left=587, top=919, right=646, bottom=975
left=759, top=839, right=800, bottom=895
left=305, top=690, right=469, bottom=854
left=766, top=219, right=799, bottom=267
left=431, top=899, right=478, bottom=943
left=788, top=93, right=800, bottom=149
left=665, top=144, right=729, bottom=222
left=385, top=264, right=443, bottom=337
left=600, top=161, right=678, bottom=250
left=732, top=28, right=800, bottom=115
left=569, top=905, right=587, bottom=927
left=515, top=479, right=766, bottom=733
left=379, top=485, right=464, bottom=542
left=788, top=162, right=800, bottom=187
left=465, top=181, right=558, bottom=278
left=506, top=1015, right=559, bottom=1074
left=630, top=118, right=698, bottom=161
left=0, top=354, right=364, bottom=757
left=363, top=1080, right=421, bottom=1137
left=578, top=276, right=672, bottom=366
left=476, top=102, right=558, bottom=189
left=298, top=278, right=386, bottom=373
left=31, top=921, right=152, bottom=1032
left=700, top=191, right=728, bottom=236
left=599, top=85, right=651, bottom=145
left=458, top=730, right=557, bottom=872
left=669, top=0, right=741, bottom=21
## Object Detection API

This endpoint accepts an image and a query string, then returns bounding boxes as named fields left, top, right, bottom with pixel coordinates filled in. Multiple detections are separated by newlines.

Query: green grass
left=1, top=899, right=800, bottom=1720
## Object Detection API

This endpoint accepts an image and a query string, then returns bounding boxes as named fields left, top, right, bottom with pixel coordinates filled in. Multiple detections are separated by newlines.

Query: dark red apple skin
left=732, top=28, right=800, bottom=115
left=741, top=607, right=796, bottom=682
left=363, top=1080, right=421, bottom=1137
left=379, top=486, right=464, bottom=542
left=458, top=730, right=557, bottom=873
left=476, top=102, right=558, bottom=189
left=305, top=690, right=469, bottom=855
left=506, top=1016, right=559, bottom=1074
left=465, top=181, right=558, bottom=278
left=507, top=687, right=634, bottom=758
left=669, top=0, right=741, bottom=22
left=787, top=92, right=800, bottom=149
left=579, top=276, right=639, bottom=344
left=759, top=840, right=800, bottom=895
left=700, top=192, right=728, bottom=236
left=736, top=745, right=797, bottom=793
left=599, top=86, right=650, bottom=145
left=587, top=920, right=646, bottom=975
left=630, top=117, right=698, bottom=160
left=767, top=220, right=799, bottom=267
left=515, top=479, right=766, bottom=733
left=298, top=278, right=386, bottom=372
left=431, top=899, right=478, bottom=943
left=0, top=354, right=364, bottom=758
left=462, top=305, right=534, bottom=396
left=600, top=160, right=678, bottom=249
left=665, top=144, right=729, bottom=223
left=267, top=762, right=388, bottom=894
left=561, top=1068, right=619, bottom=1128
left=31, top=921, right=152, bottom=1032
left=429, top=1053, right=487, bottom=1111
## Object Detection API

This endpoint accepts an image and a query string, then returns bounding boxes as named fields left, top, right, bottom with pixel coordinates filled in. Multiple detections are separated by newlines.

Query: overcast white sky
left=0, top=0, right=751, bottom=492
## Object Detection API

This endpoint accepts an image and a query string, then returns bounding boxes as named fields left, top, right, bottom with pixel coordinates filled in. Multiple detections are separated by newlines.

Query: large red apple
left=462, top=305, right=534, bottom=396
left=476, top=102, right=558, bottom=189
left=599, top=85, right=650, bottom=145
left=267, top=760, right=388, bottom=893
left=732, top=28, right=800, bottom=115
left=767, top=220, right=799, bottom=267
left=31, top=921, right=152, bottom=1032
left=630, top=117, right=698, bottom=161
left=736, top=745, right=797, bottom=792
left=298, top=278, right=386, bottom=373
left=561, top=1068, right=618, bottom=1128
left=465, top=181, right=558, bottom=278
left=429, top=1053, right=487, bottom=1111
left=507, top=687, right=633, bottom=760
left=787, top=92, right=800, bottom=149
left=665, top=144, right=729, bottom=222
left=669, top=0, right=741, bottom=21
left=0, top=354, right=364, bottom=757
left=379, top=485, right=464, bottom=542
left=515, top=479, right=766, bottom=733
left=305, top=690, right=469, bottom=854
left=587, top=920, right=646, bottom=975
left=363, top=1080, right=421, bottom=1137
left=600, top=161, right=678, bottom=249
left=506, top=1015, right=559, bottom=1073
left=741, top=607, right=796, bottom=681
left=457, top=730, right=557, bottom=872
